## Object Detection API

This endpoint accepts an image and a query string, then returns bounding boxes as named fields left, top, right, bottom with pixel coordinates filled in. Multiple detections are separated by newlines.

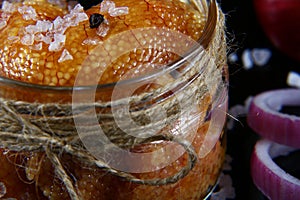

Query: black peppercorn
left=89, top=13, right=105, bottom=29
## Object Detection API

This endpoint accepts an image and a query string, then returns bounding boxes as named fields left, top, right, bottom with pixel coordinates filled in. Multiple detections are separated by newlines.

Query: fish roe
left=0, top=0, right=227, bottom=200
left=0, top=0, right=206, bottom=86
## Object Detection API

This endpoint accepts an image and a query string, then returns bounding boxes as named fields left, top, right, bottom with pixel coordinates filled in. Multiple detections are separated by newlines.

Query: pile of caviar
left=0, top=0, right=206, bottom=86
left=0, top=1, right=227, bottom=200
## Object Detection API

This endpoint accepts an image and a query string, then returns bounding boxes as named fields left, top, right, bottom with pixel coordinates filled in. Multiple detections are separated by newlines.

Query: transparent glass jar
left=0, top=0, right=228, bottom=199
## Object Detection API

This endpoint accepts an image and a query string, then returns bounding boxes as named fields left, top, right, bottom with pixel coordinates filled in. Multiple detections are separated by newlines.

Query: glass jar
left=0, top=0, right=228, bottom=199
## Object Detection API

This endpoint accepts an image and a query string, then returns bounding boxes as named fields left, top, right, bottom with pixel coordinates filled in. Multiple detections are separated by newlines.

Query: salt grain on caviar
left=58, top=49, right=73, bottom=63
left=30, top=42, right=43, bottom=51
left=25, top=25, right=37, bottom=34
left=83, top=37, right=101, bottom=45
left=109, top=7, right=129, bottom=17
left=67, top=1, right=78, bottom=11
left=1, top=12, right=11, bottom=20
left=48, top=33, right=66, bottom=52
left=69, top=4, right=88, bottom=23
left=73, top=12, right=89, bottom=25
left=63, top=4, right=88, bottom=27
left=25, top=20, right=53, bottom=34
left=0, top=12, right=12, bottom=30
left=70, top=3, right=85, bottom=14
left=18, top=5, right=37, bottom=21
left=52, top=4, right=88, bottom=34
left=21, top=34, right=34, bottom=46
left=12, top=3, right=88, bottom=53
left=35, top=33, right=52, bottom=44
left=96, top=19, right=110, bottom=37
left=100, top=0, right=129, bottom=17
left=2, top=1, right=17, bottom=13
left=34, top=33, right=43, bottom=41
left=0, top=21, right=7, bottom=30
left=52, top=16, right=67, bottom=34
left=8, top=36, right=20, bottom=43
left=100, top=0, right=116, bottom=13
left=36, top=20, right=53, bottom=32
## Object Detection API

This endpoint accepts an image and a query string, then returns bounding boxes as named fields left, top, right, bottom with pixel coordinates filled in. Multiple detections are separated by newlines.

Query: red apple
left=254, top=0, right=300, bottom=62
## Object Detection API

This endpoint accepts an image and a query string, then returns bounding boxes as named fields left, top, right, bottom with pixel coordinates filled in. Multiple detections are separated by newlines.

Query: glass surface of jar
left=0, top=0, right=228, bottom=199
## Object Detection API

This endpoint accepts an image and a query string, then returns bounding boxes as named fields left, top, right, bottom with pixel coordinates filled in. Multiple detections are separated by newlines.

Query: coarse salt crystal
left=210, top=173, right=236, bottom=200
left=242, top=49, right=253, bottom=70
left=287, top=71, right=300, bottom=88
left=29, top=42, right=43, bottom=51
left=48, top=33, right=66, bottom=52
left=51, top=5, right=88, bottom=35
left=96, top=20, right=110, bottom=37
left=25, top=25, right=38, bottom=34
left=63, top=13, right=76, bottom=25
left=36, top=20, right=53, bottom=32
left=70, top=3, right=85, bottom=14
left=252, top=48, right=272, bottom=67
left=100, top=0, right=129, bottom=17
left=21, top=34, right=34, bottom=46
left=35, top=33, right=52, bottom=44
left=65, top=4, right=88, bottom=26
left=58, top=49, right=73, bottom=63
left=82, top=37, right=102, bottom=45
left=18, top=5, right=37, bottom=21
left=74, top=12, right=89, bottom=24
left=1, top=12, right=11, bottom=20
left=43, top=36, right=52, bottom=44
left=100, top=0, right=116, bottom=13
left=0, top=20, right=7, bottom=30
left=109, top=7, right=129, bottom=17
left=0, top=12, right=11, bottom=30
left=52, top=16, right=68, bottom=34
left=8, top=36, right=20, bottom=43
left=2, top=1, right=17, bottom=13
left=228, top=52, right=238, bottom=63
left=34, top=33, right=43, bottom=41
left=67, top=1, right=78, bottom=11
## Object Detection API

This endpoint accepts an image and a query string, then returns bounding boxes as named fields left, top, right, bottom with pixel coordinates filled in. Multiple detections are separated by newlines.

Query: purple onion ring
left=251, top=139, right=300, bottom=200
left=247, top=89, right=300, bottom=148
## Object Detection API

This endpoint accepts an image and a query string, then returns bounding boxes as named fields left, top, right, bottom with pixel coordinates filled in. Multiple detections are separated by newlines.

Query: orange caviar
left=0, top=0, right=205, bottom=86
left=0, top=124, right=226, bottom=200
left=0, top=0, right=227, bottom=200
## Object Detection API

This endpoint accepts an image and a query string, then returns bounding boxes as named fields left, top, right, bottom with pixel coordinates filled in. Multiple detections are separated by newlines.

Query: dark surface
left=219, top=0, right=300, bottom=199
left=220, top=0, right=300, bottom=106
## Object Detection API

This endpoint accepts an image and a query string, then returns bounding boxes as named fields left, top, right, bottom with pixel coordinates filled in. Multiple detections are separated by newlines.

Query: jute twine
left=0, top=1, right=227, bottom=200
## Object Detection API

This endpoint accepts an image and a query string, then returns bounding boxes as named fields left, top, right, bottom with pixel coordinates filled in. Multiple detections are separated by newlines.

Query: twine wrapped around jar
left=0, top=0, right=227, bottom=199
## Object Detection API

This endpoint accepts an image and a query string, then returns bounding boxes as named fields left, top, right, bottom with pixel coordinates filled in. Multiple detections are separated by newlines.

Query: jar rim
left=0, top=0, right=217, bottom=92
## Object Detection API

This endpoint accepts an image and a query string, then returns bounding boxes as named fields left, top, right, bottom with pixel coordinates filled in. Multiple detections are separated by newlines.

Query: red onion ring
left=247, top=89, right=300, bottom=148
left=251, top=139, right=300, bottom=200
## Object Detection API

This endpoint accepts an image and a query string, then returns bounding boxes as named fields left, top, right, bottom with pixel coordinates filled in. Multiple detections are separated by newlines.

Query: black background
left=219, top=0, right=300, bottom=199
left=220, top=0, right=300, bottom=106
